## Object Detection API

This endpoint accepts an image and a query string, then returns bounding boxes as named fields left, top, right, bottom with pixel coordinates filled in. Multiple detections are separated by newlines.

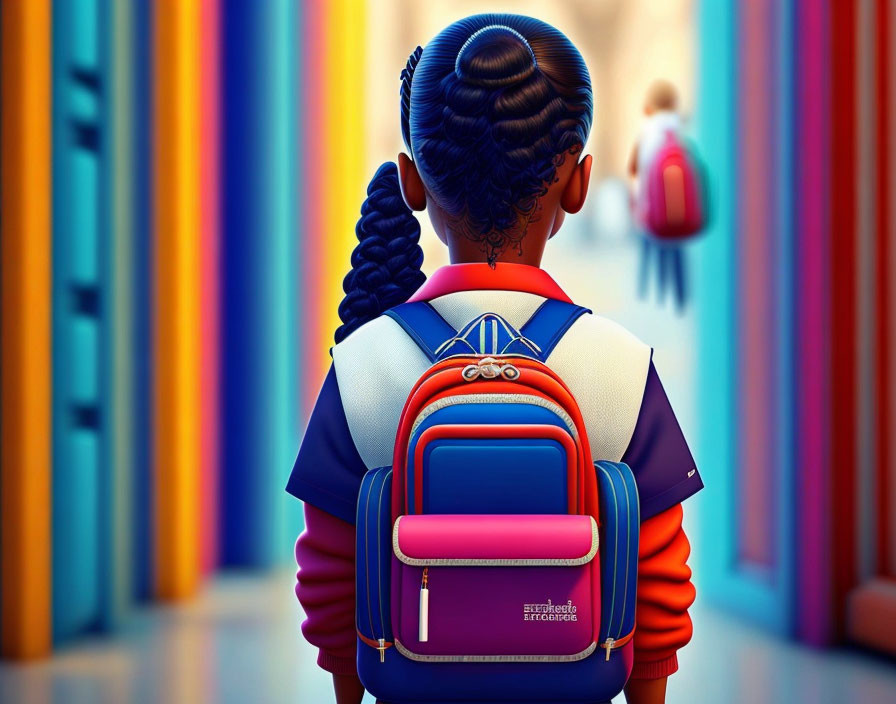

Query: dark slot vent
left=71, top=284, right=100, bottom=317
left=71, top=404, right=100, bottom=430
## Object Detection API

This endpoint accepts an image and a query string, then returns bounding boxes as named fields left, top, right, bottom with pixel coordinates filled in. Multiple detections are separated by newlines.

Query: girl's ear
left=397, top=153, right=427, bottom=211
left=560, top=153, right=592, bottom=215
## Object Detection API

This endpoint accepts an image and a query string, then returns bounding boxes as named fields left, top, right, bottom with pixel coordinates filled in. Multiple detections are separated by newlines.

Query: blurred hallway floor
left=1, top=571, right=895, bottom=704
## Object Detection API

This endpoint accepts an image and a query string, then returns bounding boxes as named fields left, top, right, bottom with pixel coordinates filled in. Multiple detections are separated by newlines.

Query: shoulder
left=332, top=314, right=417, bottom=368
left=547, top=313, right=652, bottom=462
left=556, top=312, right=652, bottom=363
left=331, top=314, right=431, bottom=470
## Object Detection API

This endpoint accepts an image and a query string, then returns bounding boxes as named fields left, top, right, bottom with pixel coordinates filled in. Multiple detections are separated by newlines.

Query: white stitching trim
left=393, top=638, right=596, bottom=663
left=409, top=393, right=578, bottom=439
left=392, top=515, right=598, bottom=566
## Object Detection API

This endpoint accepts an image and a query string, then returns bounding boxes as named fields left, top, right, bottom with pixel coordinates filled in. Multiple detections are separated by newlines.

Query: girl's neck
left=446, top=233, right=546, bottom=268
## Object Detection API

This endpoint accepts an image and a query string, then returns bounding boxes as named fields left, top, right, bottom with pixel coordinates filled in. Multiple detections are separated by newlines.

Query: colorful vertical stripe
left=874, top=0, right=892, bottom=580
left=199, top=0, right=221, bottom=575
left=154, top=0, right=203, bottom=599
left=132, top=0, right=156, bottom=602
left=105, top=0, right=139, bottom=627
left=794, top=0, right=831, bottom=646
left=304, top=0, right=368, bottom=406
left=0, top=0, right=53, bottom=659
left=220, top=0, right=301, bottom=567
left=50, top=0, right=104, bottom=641
left=737, top=0, right=776, bottom=569
left=300, top=0, right=327, bottom=419
left=828, top=0, right=859, bottom=642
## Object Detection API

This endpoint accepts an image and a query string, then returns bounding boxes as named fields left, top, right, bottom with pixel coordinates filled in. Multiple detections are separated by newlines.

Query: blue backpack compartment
left=406, top=402, right=575, bottom=515
left=594, top=461, right=640, bottom=659
left=355, top=466, right=394, bottom=656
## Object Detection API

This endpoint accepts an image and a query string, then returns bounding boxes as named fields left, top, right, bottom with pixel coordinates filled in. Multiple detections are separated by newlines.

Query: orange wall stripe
left=154, top=0, right=202, bottom=599
left=0, top=0, right=53, bottom=658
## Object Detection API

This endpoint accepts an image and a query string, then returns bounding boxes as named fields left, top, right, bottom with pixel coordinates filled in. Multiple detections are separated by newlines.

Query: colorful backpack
left=355, top=300, right=640, bottom=704
left=643, top=130, right=707, bottom=240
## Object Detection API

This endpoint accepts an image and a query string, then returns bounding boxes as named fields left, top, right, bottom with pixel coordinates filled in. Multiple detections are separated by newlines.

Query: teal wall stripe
left=694, top=0, right=737, bottom=608
left=51, top=0, right=103, bottom=641
left=264, top=0, right=304, bottom=558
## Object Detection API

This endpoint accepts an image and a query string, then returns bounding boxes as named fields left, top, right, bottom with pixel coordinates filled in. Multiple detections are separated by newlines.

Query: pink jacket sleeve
left=294, top=503, right=358, bottom=675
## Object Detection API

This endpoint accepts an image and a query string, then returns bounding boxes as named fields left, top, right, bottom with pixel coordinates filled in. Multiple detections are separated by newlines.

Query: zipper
left=419, top=567, right=430, bottom=642
left=375, top=469, right=392, bottom=644
left=600, top=630, right=635, bottom=660
left=358, top=467, right=395, bottom=664
left=597, top=463, right=620, bottom=636
left=362, top=472, right=376, bottom=644
left=614, top=462, right=633, bottom=641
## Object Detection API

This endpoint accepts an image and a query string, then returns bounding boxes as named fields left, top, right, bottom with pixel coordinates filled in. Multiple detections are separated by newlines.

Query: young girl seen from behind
left=288, top=14, right=702, bottom=704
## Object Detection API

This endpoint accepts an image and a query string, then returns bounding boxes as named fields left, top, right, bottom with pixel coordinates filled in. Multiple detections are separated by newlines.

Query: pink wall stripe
left=301, top=1, right=327, bottom=420
left=738, top=0, right=776, bottom=568
left=200, top=0, right=221, bottom=573
left=797, top=0, right=832, bottom=645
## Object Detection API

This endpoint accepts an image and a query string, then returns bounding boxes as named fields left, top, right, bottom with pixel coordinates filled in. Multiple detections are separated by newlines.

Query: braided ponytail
left=335, top=48, right=426, bottom=344
left=334, top=163, right=425, bottom=343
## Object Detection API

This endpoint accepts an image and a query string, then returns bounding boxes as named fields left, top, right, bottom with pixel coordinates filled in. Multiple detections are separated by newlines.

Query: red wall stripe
left=796, top=0, right=832, bottom=645
left=875, top=0, right=892, bottom=578
left=829, top=0, right=858, bottom=640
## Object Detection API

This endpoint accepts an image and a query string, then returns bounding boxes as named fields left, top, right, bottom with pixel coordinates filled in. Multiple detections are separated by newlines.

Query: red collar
left=407, top=263, right=572, bottom=303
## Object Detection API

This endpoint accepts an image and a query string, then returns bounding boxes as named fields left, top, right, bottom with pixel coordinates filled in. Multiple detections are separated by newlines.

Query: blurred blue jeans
left=638, top=233, right=687, bottom=312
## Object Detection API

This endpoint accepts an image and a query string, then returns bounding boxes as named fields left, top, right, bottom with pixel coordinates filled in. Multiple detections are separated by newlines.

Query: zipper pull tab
left=419, top=567, right=430, bottom=642
left=603, top=637, right=615, bottom=661
left=377, top=638, right=386, bottom=663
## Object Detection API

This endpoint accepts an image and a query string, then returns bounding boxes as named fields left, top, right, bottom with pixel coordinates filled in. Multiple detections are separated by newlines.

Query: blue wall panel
left=220, top=0, right=301, bottom=567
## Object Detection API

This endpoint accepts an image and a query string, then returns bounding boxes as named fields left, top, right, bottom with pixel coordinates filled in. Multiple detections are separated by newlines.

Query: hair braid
left=400, top=46, right=423, bottom=151
left=334, top=162, right=425, bottom=344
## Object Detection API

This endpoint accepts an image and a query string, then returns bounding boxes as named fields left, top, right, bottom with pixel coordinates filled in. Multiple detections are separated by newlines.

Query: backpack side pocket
left=356, top=466, right=394, bottom=662
left=594, top=461, right=640, bottom=660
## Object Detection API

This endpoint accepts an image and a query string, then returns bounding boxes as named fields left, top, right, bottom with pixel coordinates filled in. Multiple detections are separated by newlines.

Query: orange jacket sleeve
left=630, top=503, right=696, bottom=679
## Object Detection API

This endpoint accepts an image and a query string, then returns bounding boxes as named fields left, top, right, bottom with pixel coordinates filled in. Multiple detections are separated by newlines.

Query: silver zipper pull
left=603, top=637, right=615, bottom=661
left=419, top=567, right=430, bottom=642
left=377, top=638, right=386, bottom=663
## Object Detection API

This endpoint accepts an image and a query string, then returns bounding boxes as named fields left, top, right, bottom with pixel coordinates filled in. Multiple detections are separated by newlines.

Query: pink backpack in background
left=642, top=131, right=706, bottom=240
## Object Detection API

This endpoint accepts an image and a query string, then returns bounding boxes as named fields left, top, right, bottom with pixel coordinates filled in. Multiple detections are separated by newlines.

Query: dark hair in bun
left=455, top=25, right=537, bottom=87
left=404, top=14, right=592, bottom=263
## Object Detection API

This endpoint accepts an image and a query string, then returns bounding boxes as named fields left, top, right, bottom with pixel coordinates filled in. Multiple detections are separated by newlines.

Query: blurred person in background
left=288, top=15, right=701, bottom=704
left=629, top=80, right=705, bottom=312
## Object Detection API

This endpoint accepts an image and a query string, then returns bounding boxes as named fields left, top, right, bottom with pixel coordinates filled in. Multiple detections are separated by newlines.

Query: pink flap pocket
left=394, top=514, right=598, bottom=565
left=391, top=514, right=600, bottom=662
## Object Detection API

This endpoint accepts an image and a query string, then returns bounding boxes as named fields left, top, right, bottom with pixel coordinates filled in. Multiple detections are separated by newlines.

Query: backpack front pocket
left=391, top=514, right=599, bottom=662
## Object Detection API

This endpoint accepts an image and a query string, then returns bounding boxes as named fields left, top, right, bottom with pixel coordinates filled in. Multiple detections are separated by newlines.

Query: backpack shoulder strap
left=383, top=301, right=458, bottom=363
left=519, top=299, right=592, bottom=362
